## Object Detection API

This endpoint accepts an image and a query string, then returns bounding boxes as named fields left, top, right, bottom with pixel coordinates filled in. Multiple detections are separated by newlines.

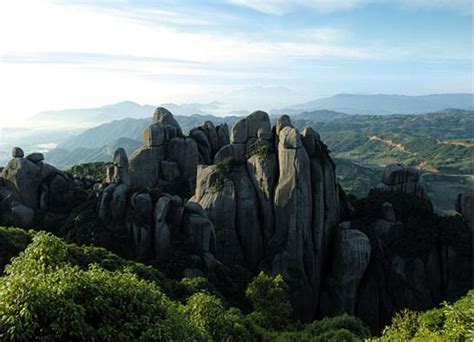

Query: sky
left=0, top=0, right=472, bottom=125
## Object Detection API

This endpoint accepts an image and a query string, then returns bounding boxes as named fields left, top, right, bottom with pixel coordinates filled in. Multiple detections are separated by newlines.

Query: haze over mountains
left=274, top=93, right=474, bottom=115
left=31, top=93, right=474, bottom=128
left=1, top=93, right=472, bottom=170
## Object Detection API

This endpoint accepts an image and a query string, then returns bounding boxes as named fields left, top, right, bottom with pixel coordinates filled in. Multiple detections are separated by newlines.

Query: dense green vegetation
left=293, top=111, right=473, bottom=174
left=67, top=162, right=107, bottom=182
left=0, top=226, right=472, bottom=340
left=375, top=291, right=473, bottom=341
left=0, top=227, right=373, bottom=341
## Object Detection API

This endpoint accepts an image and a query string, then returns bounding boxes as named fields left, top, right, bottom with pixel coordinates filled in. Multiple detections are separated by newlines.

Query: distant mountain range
left=34, top=101, right=225, bottom=128
left=46, top=114, right=241, bottom=168
left=33, top=93, right=473, bottom=129
left=273, top=93, right=473, bottom=115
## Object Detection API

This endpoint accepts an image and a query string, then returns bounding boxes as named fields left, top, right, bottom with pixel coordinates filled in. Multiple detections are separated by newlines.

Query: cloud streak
left=227, top=0, right=472, bottom=15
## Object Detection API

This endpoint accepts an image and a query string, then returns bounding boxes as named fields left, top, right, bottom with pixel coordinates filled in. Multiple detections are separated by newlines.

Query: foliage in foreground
left=0, top=228, right=374, bottom=341
left=374, top=290, right=473, bottom=341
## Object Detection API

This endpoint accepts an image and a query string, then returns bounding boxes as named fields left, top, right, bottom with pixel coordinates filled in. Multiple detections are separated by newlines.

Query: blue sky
left=0, top=0, right=472, bottom=123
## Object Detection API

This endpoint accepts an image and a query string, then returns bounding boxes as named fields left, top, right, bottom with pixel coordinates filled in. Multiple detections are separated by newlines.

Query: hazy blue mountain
left=34, top=101, right=155, bottom=127
left=60, top=118, right=150, bottom=150
left=275, top=93, right=473, bottom=115
left=45, top=137, right=142, bottom=169
left=291, top=109, right=349, bottom=122
left=60, top=114, right=242, bottom=151
left=34, top=101, right=226, bottom=128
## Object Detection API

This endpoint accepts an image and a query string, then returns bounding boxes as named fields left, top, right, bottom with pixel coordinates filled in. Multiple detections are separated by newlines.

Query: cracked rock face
left=190, top=112, right=346, bottom=321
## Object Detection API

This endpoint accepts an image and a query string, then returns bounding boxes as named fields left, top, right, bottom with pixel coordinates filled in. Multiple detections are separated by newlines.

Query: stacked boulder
left=345, top=173, right=472, bottom=333
left=95, top=108, right=221, bottom=269
left=128, top=107, right=198, bottom=191
left=372, top=164, right=428, bottom=199
left=0, top=148, right=82, bottom=229
left=190, top=121, right=230, bottom=164
left=190, top=111, right=350, bottom=321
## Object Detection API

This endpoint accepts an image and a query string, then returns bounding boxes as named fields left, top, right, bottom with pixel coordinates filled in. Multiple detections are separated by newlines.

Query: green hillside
left=294, top=111, right=473, bottom=175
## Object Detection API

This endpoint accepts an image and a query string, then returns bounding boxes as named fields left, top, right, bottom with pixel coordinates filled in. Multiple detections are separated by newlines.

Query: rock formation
left=1, top=107, right=470, bottom=332
left=0, top=147, right=84, bottom=229
left=189, top=111, right=349, bottom=320
left=371, top=163, right=428, bottom=200
left=455, top=191, right=472, bottom=229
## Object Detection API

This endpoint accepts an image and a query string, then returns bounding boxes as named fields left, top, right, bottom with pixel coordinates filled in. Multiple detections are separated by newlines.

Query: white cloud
left=0, top=0, right=469, bottom=126
left=227, top=0, right=472, bottom=15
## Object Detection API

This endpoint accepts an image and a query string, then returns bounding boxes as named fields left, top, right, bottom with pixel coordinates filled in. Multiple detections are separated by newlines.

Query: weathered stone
left=382, top=164, right=420, bottom=186
left=128, top=192, right=153, bottom=259
left=280, top=126, right=302, bottom=149
left=216, top=123, right=230, bottom=149
left=152, top=107, right=183, bottom=136
left=247, top=110, right=272, bottom=140
left=301, top=127, right=316, bottom=156
left=110, top=184, right=128, bottom=224
left=26, top=152, right=44, bottom=163
left=324, top=228, right=371, bottom=315
left=166, top=137, right=199, bottom=180
left=201, top=121, right=218, bottom=153
left=190, top=128, right=212, bottom=165
left=276, top=115, right=292, bottom=135
left=105, top=164, right=115, bottom=183
left=129, top=146, right=164, bottom=189
left=455, top=191, right=472, bottom=228
left=112, top=148, right=130, bottom=185
left=375, top=181, right=428, bottom=199
left=214, top=144, right=234, bottom=164
left=231, top=118, right=248, bottom=144
left=233, top=166, right=264, bottom=271
left=143, top=123, right=165, bottom=147
left=154, top=196, right=172, bottom=260
left=160, top=160, right=181, bottom=182
left=183, top=203, right=216, bottom=254
left=246, top=153, right=277, bottom=247
left=272, top=125, right=315, bottom=321
left=1, top=157, right=66, bottom=210
left=373, top=219, right=404, bottom=244
left=98, top=183, right=118, bottom=223
left=10, top=202, right=35, bottom=228
left=12, top=147, right=24, bottom=158
left=381, top=202, right=396, bottom=222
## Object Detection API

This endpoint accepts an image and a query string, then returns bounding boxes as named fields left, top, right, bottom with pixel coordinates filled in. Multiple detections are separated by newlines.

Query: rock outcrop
left=372, top=164, right=428, bottom=200
left=0, top=149, right=83, bottom=229
left=455, top=191, right=472, bottom=229
left=190, top=111, right=349, bottom=321
left=3, top=106, right=470, bottom=333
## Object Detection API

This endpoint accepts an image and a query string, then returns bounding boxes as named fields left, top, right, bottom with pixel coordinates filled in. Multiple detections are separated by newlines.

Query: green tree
left=184, top=292, right=251, bottom=341
left=245, top=272, right=293, bottom=330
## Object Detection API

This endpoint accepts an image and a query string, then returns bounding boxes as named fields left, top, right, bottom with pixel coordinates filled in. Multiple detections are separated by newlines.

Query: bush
left=0, top=226, right=34, bottom=272
left=245, top=272, right=293, bottom=330
left=375, top=290, right=474, bottom=341
left=247, top=144, right=269, bottom=159
left=267, top=315, right=370, bottom=341
left=0, top=232, right=203, bottom=341
left=184, top=292, right=251, bottom=341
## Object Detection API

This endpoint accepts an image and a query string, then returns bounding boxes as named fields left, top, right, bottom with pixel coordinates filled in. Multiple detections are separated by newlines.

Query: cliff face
left=0, top=107, right=471, bottom=330
left=189, top=111, right=349, bottom=320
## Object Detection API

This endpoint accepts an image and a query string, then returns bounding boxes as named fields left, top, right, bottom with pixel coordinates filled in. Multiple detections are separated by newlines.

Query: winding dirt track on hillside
left=369, top=135, right=417, bottom=156
left=439, top=140, right=474, bottom=147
